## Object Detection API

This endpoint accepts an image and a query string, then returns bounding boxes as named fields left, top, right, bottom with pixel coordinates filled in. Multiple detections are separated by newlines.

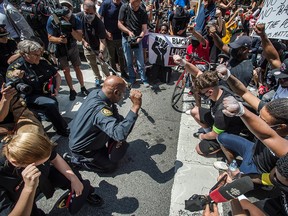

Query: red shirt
left=186, top=39, right=210, bottom=64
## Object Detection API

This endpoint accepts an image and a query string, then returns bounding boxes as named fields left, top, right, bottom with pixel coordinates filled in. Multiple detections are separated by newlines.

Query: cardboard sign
left=148, top=33, right=189, bottom=67
left=254, top=0, right=288, bottom=40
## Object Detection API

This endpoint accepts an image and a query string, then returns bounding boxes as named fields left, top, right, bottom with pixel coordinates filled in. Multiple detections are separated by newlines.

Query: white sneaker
left=213, top=161, right=229, bottom=171
left=185, top=109, right=191, bottom=115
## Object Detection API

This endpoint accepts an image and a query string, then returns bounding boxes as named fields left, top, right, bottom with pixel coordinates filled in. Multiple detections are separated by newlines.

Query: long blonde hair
left=2, top=133, right=55, bottom=165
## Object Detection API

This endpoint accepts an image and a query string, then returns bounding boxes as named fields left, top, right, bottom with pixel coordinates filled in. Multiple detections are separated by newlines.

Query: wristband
left=180, top=59, right=186, bottom=67
left=261, top=173, right=273, bottom=186
left=236, top=102, right=245, bottom=117
left=222, top=69, right=231, bottom=81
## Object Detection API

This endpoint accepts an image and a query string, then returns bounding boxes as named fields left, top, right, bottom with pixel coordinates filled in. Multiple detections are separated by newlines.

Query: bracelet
left=261, top=173, right=273, bottom=186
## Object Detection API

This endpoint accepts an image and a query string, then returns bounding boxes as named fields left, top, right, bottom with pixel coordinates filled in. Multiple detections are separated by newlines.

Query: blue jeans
left=217, top=133, right=260, bottom=174
left=122, top=36, right=147, bottom=83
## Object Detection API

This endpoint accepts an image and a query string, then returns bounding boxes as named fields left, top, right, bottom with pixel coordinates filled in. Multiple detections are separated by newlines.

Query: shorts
left=58, top=45, right=81, bottom=69
left=198, top=139, right=220, bottom=156
left=199, top=107, right=214, bottom=127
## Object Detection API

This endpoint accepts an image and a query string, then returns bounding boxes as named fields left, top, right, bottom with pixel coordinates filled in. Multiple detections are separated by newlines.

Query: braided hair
left=276, top=153, right=288, bottom=179
left=265, top=98, right=288, bottom=124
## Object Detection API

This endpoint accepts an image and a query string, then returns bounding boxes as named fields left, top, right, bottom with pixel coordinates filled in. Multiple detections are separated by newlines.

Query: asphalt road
left=37, top=65, right=183, bottom=216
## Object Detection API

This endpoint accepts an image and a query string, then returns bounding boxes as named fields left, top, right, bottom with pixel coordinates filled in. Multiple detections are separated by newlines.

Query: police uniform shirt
left=69, top=89, right=138, bottom=153
left=6, top=57, right=57, bottom=95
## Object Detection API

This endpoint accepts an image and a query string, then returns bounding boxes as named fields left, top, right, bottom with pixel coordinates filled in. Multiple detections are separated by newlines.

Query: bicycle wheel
left=171, top=71, right=186, bottom=106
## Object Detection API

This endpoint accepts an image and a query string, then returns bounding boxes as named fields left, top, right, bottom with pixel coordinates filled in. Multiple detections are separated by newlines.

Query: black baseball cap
left=60, top=180, right=91, bottom=214
left=229, top=36, right=252, bottom=49
left=272, top=59, right=288, bottom=79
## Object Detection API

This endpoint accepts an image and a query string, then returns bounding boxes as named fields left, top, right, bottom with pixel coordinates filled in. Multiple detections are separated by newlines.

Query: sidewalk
left=169, top=92, right=223, bottom=216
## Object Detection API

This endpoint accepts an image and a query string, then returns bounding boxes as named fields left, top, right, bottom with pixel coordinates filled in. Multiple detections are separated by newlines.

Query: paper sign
left=254, top=0, right=288, bottom=40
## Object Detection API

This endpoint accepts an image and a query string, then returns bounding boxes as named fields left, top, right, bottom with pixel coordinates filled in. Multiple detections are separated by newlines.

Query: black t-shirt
left=77, top=12, right=107, bottom=51
left=253, top=138, right=279, bottom=173
left=118, top=3, right=148, bottom=37
left=210, top=90, right=246, bottom=135
left=220, top=59, right=253, bottom=88
left=99, top=0, right=123, bottom=40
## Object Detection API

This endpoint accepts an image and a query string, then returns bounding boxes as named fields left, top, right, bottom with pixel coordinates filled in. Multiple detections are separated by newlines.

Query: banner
left=253, top=0, right=288, bottom=40
left=148, top=33, right=189, bottom=67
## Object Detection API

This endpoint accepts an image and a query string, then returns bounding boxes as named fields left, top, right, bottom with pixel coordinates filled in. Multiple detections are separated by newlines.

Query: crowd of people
left=0, top=0, right=288, bottom=215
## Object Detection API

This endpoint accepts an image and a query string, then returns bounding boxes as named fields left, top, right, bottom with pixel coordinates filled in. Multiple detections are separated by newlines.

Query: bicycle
left=171, top=55, right=211, bottom=113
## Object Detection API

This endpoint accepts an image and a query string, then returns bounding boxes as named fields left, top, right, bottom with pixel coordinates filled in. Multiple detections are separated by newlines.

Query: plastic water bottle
left=228, top=160, right=240, bottom=179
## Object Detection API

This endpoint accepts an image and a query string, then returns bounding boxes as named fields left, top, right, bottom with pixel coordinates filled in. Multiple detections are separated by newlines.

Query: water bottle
left=228, top=160, right=240, bottom=179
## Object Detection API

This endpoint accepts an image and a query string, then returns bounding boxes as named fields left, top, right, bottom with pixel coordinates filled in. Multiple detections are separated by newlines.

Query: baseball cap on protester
left=229, top=36, right=252, bottom=49
left=0, top=24, right=9, bottom=37
left=58, top=180, right=91, bottom=214
left=272, top=59, right=288, bottom=79
left=59, top=0, right=73, bottom=8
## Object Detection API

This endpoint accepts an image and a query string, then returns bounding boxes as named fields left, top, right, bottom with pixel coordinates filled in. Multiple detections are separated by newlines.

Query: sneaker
left=69, top=90, right=77, bottom=101
left=86, top=189, right=104, bottom=207
left=143, top=82, right=150, bottom=88
left=213, top=161, right=229, bottom=171
left=81, top=86, right=90, bottom=96
left=193, top=131, right=205, bottom=139
left=95, top=79, right=101, bottom=88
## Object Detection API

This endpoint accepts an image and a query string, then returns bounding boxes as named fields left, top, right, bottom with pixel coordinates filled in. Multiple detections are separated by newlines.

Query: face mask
left=230, top=48, right=241, bottom=59
left=85, top=14, right=95, bottom=22
left=191, top=40, right=200, bottom=48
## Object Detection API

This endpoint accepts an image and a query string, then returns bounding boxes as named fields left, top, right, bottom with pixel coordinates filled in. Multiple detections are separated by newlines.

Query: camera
left=127, top=36, right=142, bottom=49
left=185, top=194, right=210, bottom=212
left=5, top=79, right=32, bottom=95
left=59, top=19, right=72, bottom=37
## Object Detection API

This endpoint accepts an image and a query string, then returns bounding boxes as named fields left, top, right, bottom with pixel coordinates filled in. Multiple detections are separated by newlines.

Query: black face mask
left=230, top=48, right=241, bottom=59
left=192, top=40, right=200, bottom=48
left=198, top=92, right=210, bottom=100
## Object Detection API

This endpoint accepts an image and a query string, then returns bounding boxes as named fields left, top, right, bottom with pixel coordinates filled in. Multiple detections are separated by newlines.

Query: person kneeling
left=0, top=133, right=103, bottom=215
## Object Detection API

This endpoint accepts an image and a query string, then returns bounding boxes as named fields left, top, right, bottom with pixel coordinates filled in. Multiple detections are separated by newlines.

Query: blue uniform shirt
left=69, top=89, right=138, bottom=153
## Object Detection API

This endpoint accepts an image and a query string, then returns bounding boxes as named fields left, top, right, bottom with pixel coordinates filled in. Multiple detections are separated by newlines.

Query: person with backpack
left=168, top=6, right=190, bottom=37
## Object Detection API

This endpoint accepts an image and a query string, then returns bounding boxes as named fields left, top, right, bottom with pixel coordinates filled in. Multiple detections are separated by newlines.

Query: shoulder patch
left=6, top=70, right=14, bottom=79
left=101, top=108, right=113, bottom=116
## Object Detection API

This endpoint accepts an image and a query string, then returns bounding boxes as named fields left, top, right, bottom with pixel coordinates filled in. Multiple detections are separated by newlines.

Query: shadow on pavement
left=46, top=180, right=139, bottom=215
left=98, top=140, right=182, bottom=184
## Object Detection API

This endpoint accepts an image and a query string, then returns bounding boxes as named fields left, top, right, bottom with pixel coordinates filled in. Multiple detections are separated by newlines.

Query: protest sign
left=148, top=33, right=189, bottom=67
left=253, top=0, right=288, bottom=40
